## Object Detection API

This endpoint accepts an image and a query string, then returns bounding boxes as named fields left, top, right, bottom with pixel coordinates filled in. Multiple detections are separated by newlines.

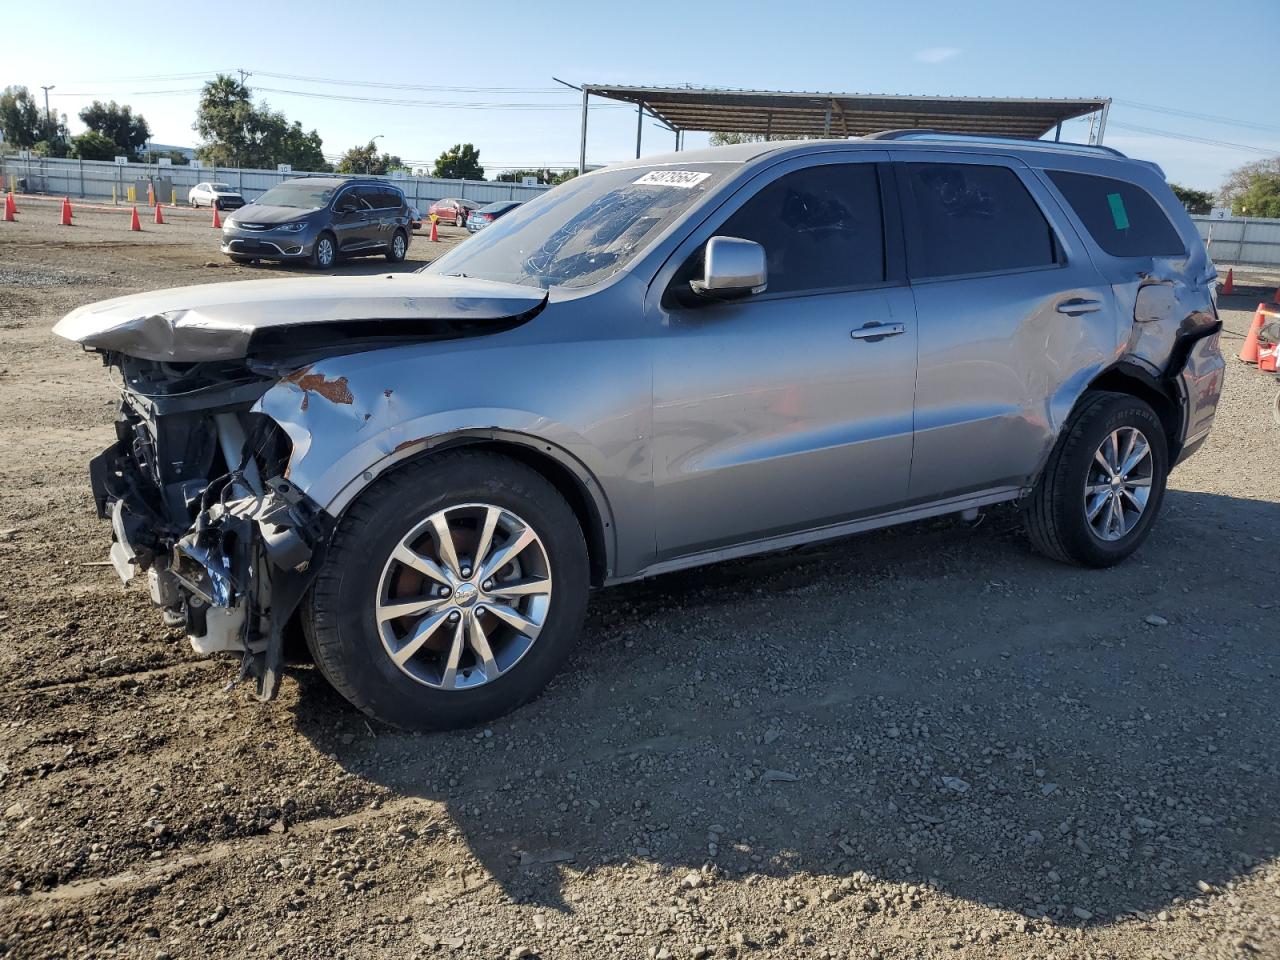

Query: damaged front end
left=56, top=272, right=547, bottom=698
left=90, top=354, right=329, bottom=699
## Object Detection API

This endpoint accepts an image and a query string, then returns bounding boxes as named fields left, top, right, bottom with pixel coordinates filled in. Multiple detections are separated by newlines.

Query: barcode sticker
left=633, top=170, right=711, bottom=188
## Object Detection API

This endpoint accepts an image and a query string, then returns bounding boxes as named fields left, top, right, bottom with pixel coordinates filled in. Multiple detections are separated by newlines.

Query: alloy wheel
left=375, top=503, right=553, bottom=689
left=1084, top=426, right=1153, bottom=541
left=317, top=237, right=334, bottom=267
left=393, top=233, right=406, bottom=259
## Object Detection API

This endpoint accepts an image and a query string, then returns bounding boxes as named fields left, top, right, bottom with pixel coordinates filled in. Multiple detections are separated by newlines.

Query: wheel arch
left=1085, top=361, right=1185, bottom=462
left=332, top=431, right=615, bottom=588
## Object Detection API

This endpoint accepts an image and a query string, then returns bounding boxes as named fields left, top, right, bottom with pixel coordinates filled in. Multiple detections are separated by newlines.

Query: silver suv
left=55, top=134, right=1225, bottom=731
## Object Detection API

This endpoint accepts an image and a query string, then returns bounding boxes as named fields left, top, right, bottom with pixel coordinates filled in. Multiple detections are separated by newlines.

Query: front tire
left=304, top=451, right=589, bottom=731
left=310, top=232, right=336, bottom=269
left=1023, top=391, right=1168, bottom=567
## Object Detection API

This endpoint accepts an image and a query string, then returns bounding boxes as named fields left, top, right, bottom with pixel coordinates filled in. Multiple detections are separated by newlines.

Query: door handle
left=850, top=322, right=906, bottom=341
left=1056, top=298, right=1103, bottom=316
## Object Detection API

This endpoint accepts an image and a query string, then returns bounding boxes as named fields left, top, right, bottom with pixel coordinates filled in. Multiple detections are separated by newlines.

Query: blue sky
left=6, top=0, right=1277, bottom=190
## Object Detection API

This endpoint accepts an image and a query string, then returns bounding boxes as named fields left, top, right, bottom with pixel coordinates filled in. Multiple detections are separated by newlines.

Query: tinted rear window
left=904, top=163, right=1058, bottom=279
left=1047, top=171, right=1185, bottom=258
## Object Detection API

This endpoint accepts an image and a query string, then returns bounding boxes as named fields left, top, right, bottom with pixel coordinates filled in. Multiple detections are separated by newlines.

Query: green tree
left=194, top=74, right=330, bottom=171
left=709, top=131, right=766, bottom=146
left=1169, top=183, right=1214, bottom=215
left=1233, top=172, right=1280, bottom=219
left=0, top=85, right=41, bottom=149
left=69, top=130, right=118, bottom=161
left=79, top=100, right=150, bottom=159
left=336, top=141, right=402, bottom=175
left=432, top=143, right=484, bottom=180
left=1219, top=156, right=1280, bottom=209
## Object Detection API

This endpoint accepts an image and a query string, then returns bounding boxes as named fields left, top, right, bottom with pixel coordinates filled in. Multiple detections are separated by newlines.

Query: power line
left=1113, top=98, right=1280, bottom=135
left=1108, top=120, right=1277, bottom=156
left=250, top=70, right=564, bottom=95
left=251, top=86, right=627, bottom=111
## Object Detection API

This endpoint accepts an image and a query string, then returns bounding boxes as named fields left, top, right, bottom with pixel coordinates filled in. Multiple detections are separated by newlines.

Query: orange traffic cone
left=211, top=205, right=221, bottom=228
left=2, top=192, right=14, bottom=222
left=429, top=218, right=439, bottom=242
left=154, top=203, right=164, bottom=225
left=1239, top=303, right=1273, bottom=364
left=129, top=206, right=141, bottom=232
left=59, top=197, right=72, bottom=226
left=1222, top=268, right=1233, bottom=296
left=147, top=183, right=155, bottom=207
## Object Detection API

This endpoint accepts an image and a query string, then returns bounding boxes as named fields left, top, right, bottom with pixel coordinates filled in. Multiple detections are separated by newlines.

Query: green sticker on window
left=1106, top=192, right=1130, bottom=231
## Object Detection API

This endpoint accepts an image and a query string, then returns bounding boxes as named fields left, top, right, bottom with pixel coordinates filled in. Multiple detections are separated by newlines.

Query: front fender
left=253, top=355, right=622, bottom=564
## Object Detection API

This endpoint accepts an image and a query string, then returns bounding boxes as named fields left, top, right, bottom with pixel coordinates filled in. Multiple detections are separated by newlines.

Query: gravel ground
left=1, top=202, right=1278, bottom=960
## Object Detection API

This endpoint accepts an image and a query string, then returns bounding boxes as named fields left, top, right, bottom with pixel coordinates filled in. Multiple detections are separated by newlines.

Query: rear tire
left=385, top=229, right=408, bottom=263
left=1023, top=391, right=1168, bottom=567
left=304, top=450, right=589, bottom=731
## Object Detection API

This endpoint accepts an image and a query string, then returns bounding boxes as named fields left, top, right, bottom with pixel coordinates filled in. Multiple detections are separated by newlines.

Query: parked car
left=188, top=182, right=245, bottom=211
left=408, top=205, right=423, bottom=230
left=218, top=176, right=413, bottom=268
left=466, top=200, right=523, bottom=232
left=54, top=135, right=1224, bottom=732
left=428, top=197, right=479, bottom=227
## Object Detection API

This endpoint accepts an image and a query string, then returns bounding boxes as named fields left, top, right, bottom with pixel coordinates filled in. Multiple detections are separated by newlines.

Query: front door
left=332, top=187, right=374, bottom=251
left=650, top=156, right=919, bottom=561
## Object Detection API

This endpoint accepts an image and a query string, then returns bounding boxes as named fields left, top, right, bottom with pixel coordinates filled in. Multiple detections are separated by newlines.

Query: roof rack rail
left=864, top=129, right=1128, bottom=159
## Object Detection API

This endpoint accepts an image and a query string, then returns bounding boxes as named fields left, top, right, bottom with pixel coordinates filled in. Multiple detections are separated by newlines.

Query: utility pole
left=40, top=85, right=55, bottom=137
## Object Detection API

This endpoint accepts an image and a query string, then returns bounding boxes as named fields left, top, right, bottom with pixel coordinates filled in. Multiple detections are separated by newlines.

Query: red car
left=427, top=197, right=480, bottom=227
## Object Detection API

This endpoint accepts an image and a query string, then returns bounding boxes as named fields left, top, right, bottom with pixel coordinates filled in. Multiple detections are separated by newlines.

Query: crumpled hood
left=53, top=273, right=547, bottom=362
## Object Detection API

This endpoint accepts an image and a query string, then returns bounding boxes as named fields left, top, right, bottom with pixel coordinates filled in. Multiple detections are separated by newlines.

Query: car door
left=892, top=152, right=1117, bottom=503
left=649, top=152, right=918, bottom=561
left=332, top=186, right=374, bottom=251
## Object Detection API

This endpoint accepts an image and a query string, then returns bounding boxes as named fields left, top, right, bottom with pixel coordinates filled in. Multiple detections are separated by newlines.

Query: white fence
left=1191, top=215, right=1280, bottom=268
left=0, top=154, right=550, bottom=209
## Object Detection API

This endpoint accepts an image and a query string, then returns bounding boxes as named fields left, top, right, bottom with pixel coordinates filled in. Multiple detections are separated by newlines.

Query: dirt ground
left=0, top=198, right=1278, bottom=960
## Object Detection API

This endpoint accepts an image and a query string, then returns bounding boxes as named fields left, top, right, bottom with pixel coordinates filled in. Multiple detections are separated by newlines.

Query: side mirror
left=690, top=236, right=767, bottom=299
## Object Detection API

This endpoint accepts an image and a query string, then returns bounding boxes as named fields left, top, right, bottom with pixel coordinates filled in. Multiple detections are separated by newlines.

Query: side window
left=336, top=188, right=364, bottom=212
left=904, top=163, right=1058, bottom=279
left=716, top=163, right=885, bottom=295
left=356, top=186, right=384, bottom=210
left=1047, top=170, right=1185, bottom=258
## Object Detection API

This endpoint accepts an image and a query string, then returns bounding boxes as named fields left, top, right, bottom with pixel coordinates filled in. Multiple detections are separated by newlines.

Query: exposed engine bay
left=90, top=353, right=329, bottom=698
left=58, top=272, right=549, bottom=698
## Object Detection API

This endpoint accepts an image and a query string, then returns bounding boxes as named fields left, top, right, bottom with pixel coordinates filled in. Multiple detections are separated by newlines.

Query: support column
left=823, top=101, right=832, bottom=137
left=636, top=102, right=643, bottom=159
left=1095, top=100, right=1111, bottom=145
left=578, top=88, right=589, bottom=176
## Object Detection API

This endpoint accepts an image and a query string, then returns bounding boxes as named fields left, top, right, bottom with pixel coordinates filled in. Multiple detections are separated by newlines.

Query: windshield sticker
left=633, top=170, right=711, bottom=189
left=1106, top=192, right=1130, bottom=231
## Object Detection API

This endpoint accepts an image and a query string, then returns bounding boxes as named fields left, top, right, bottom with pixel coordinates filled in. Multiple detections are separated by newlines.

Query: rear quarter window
left=1047, top=170, right=1185, bottom=258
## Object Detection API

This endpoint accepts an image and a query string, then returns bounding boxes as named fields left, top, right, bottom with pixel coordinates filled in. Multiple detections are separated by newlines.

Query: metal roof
left=583, top=85, right=1109, bottom=141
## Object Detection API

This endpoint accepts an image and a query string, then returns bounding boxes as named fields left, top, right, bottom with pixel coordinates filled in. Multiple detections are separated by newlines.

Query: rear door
left=893, top=152, right=1116, bottom=503
left=649, top=152, right=919, bottom=560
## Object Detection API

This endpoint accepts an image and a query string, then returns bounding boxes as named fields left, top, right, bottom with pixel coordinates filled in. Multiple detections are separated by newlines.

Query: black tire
left=303, top=450, right=589, bottom=731
left=385, top=228, right=408, bottom=263
left=455, top=213, right=464, bottom=227
left=310, top=231, right=337, bottom=269
left=1023, top=391, right=1168, bottom=567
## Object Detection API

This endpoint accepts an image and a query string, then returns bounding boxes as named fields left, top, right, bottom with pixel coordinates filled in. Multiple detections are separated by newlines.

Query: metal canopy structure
left=571, top=84, right=1111, bottom=173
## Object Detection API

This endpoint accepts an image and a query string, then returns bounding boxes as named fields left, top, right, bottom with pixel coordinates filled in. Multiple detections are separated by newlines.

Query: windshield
left=423, top=163, right=737, bottom=289
left=255, top=182, right=337, bottom=210
left=211, top=183, right=233, bottom=192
